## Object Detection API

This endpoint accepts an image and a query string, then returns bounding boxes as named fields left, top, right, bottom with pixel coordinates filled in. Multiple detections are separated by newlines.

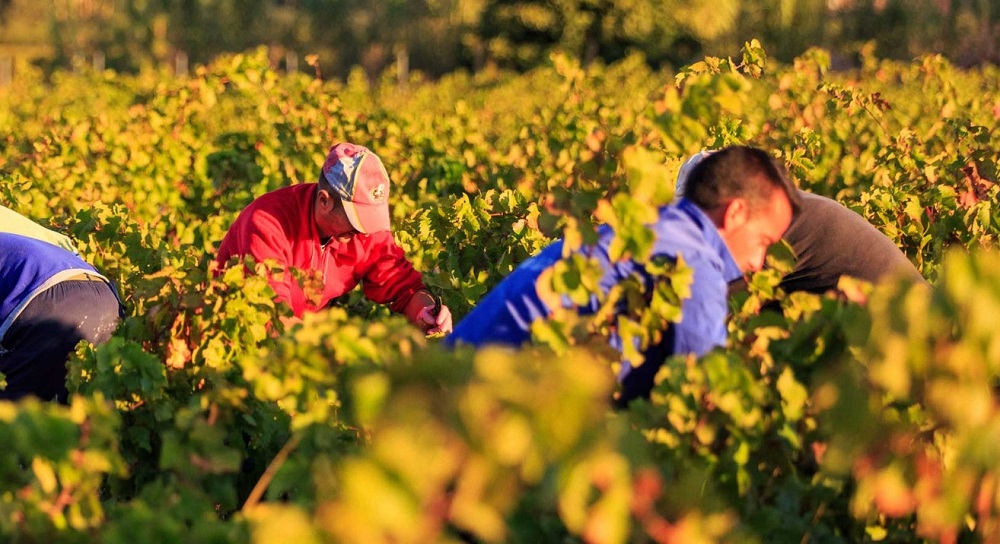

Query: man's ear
left=720, top=197, right=750, bottom=231
left=316, top=187, right=335, bottom=212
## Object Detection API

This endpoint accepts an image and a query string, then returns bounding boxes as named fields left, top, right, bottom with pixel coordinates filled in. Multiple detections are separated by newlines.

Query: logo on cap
left=370, top=183, right=386, bottom=203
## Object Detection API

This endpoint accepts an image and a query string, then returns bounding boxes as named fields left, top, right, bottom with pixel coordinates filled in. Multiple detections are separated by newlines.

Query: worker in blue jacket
left=448, top=146, right=800, bottom=405
left=676, top=149, right=925, bottom=294
left=0, top=232, right=122, bottom=403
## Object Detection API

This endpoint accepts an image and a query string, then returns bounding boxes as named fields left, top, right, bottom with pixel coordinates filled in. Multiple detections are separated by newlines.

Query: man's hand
left=404, top=290, right=453, bottom=335
left=416, top=299, right=453, bottom=335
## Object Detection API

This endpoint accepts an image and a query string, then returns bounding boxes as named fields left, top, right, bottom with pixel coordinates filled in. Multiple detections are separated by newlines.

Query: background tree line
left=0, top=0, right=997, bottom=80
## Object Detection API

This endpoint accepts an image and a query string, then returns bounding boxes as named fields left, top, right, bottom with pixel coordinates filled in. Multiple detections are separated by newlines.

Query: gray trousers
left=0, top=278, right=121, bottom=403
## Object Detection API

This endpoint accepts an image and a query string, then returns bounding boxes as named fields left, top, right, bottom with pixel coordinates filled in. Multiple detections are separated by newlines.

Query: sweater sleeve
left=360, top=232, right=427, bottom=314
left=218, top=209, right=308, bottom=317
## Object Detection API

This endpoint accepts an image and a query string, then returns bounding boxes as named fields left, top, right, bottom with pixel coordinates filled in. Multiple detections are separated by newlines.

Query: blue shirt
left=0, top=233, right=106, bottom=341
left=448, top=198, right=742, bottom=396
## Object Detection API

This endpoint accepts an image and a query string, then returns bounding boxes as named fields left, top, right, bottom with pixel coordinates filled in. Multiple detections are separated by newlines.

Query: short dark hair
left=316, top=172, right=346, bottom=211
left=684, top=146, right=801, bottom=215
left=317, top=171, right=332, bottom=191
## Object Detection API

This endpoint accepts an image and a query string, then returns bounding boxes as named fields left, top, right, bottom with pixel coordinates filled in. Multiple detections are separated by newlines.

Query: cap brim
left=342, top=199, right=391, bottom=234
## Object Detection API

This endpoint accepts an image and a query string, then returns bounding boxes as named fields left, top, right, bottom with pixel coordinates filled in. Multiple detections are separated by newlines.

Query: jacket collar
left=675, top=198, right=743, bottom=283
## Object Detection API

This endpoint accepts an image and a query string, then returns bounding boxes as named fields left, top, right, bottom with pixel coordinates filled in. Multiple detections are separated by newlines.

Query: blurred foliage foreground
left=0, top=42, right=999, bottom=542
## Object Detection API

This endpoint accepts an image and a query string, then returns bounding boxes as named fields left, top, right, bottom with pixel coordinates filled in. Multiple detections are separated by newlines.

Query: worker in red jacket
left=216, top=142, right=452, bottom=334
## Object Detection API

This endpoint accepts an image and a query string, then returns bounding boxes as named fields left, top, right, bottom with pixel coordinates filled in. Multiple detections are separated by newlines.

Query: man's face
left=718, top=189, right=794, bottom=273
left=314, top=188, right=359, bottom=240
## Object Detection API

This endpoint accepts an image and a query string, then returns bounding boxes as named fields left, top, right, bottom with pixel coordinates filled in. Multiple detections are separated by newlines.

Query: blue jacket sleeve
left=669, top=251, right=729, bottom=357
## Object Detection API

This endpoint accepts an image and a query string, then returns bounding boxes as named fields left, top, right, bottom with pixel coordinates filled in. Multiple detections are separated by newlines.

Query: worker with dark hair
left=449, top=146, right=801, bottom=404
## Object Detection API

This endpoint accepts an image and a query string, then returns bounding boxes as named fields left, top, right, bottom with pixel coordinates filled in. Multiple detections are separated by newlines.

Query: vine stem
left=242, top=433, right=302, bottom=512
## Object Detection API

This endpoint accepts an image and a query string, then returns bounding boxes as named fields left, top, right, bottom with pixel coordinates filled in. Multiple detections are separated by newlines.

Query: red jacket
left=216, top=184, right=426, bottom=317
